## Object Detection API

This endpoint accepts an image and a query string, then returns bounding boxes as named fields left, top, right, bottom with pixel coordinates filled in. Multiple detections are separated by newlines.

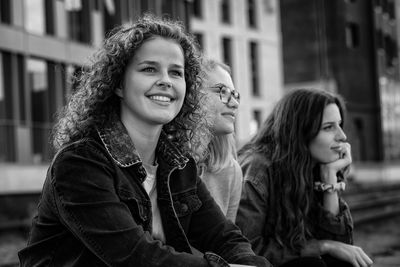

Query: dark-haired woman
left=236, top=88, right=372, bottom=267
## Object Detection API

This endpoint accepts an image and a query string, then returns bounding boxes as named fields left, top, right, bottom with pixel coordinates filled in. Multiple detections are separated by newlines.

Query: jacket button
left=181, top=203, right=188, bottom=213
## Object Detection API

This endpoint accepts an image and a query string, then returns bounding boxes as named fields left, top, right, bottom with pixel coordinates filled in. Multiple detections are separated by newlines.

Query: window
left=0, top=52, right=5, bottom=162
left=250, top=110, right=262, bottom=136
left=17, top=55, right=26, bottom=123
left=25, top=0, right=46, bottom=34
left=23, top=0, right=54, bottom=35
left=247, top=0, right=257, bottom=28
left=0, top=52, right=16, bottom=162
left=28, top=58, right=48, bottom=123
left=345, top=22, right=359, bottom=48
left=384, top=35, right=397, bottom=67
left=354, top=118, right=365, bottom=161
left=162, top=0, right=175, bottom=19
left=222, top=37, right=233, bottom=69
left=45, top=0, right=55, bottom=35
left=194, top=33, right=204, bottom=52
left=0, top=54, right=3, bottom=119
left=249, top=42, right=259, bottom=96
left=221, top=0, right=231, bottom=24
left=28, top=58, right=51, bottom=162
left=192, top=0, right=202, bottom=18
left=66, top=0, right=91, bottom=43
left=376, top=29, right=383, bottom=49
left=0, top=53, right=13, bottom=121
left=0, top=0, right=12, bottom=24
left=104, top=0, right=118, bottom=35
left=264, top=0, right=274, bottom=13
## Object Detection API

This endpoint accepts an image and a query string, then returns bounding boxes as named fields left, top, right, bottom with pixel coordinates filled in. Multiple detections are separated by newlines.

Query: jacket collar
left=97, top=112, right=189, bottom=169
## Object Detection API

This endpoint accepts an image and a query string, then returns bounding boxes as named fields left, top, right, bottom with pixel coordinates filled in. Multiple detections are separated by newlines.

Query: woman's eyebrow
left=137, top=60, right=157, bottom=65
left=322, top=120, right=342, bottom=125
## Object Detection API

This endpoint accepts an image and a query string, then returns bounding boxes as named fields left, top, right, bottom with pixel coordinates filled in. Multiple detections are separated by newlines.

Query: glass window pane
left=0, top=53, right=4, bottom=113
left=28, top=58, right=51, bottom=163
left=248, top=0, right=257, bottom=28
left=0, top=52, right=16, bottom=162
left=192, top=0, right=202, bottom=18
left=25, top=0, right=46, bottom=34
left=66, top=0, right=91, bottom=43
left=0, top=0, right=12, bottom=24
left=221, top=0, right=231, bottom=24
left=28, top=58, right=48, bottom=123
left=250, top=42, right=259, bottom=96
left=222, top=37, right=232, bottom=69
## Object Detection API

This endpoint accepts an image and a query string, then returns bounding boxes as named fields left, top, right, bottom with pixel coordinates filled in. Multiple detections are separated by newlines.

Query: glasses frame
left=209, top=84, right=240, bottom=104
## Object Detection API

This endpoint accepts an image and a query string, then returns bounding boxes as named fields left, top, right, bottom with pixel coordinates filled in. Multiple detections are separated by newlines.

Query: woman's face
left=202, top=66, right=239, bottom=135
left=308, top=103, right=347, bottom=164
left=117, top=37, right=186, bottom=128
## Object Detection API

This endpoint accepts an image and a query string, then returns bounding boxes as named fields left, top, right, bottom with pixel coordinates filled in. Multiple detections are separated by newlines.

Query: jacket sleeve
left=186, top=172, right=272, bottom=267
left=52, top=144, right=213, bottom=267
left=314, top=196, right=354, bottom=244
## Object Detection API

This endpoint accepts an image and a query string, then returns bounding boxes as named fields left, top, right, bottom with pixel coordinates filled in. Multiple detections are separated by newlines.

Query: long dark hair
left=52, top=14, right=201, bottom=154
left=239, top=88, right=347, bottom=252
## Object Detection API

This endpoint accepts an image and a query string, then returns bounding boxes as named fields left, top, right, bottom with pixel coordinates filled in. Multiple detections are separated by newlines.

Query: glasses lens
left=220, top=86, right=230, bottom=103
left=233, top=91, right=240, bottom=102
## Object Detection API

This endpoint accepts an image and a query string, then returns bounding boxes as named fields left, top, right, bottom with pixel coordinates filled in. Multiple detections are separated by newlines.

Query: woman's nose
left=156, top=72, right=172, bottom=88
left=336, top=127, right=347, bottom=142
left=227, top=95, right=239, bottom=108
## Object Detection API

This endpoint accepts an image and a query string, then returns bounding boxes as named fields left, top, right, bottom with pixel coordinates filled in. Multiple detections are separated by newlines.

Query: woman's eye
left=323, top=125, right=333, bottom=130
left=142, top=67, right=156, bottom=73
left=171, top=70, right=183, bottom=77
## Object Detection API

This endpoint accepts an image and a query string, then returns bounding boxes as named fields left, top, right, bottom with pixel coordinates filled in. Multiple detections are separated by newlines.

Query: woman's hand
left=320, top=142, right=352, bottom=184
left=320, top=240, right=373, bottom=267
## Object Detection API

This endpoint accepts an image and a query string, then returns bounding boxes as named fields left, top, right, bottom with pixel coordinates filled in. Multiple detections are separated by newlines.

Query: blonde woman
left=195, top=58, right=242, bottom=221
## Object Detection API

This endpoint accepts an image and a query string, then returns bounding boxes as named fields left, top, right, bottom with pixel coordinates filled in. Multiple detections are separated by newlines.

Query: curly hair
left=52, top=14, right=201, bottom=154
left=194, top=57, right=237, bottom=172
left=239, top=88, right=347, bottom=252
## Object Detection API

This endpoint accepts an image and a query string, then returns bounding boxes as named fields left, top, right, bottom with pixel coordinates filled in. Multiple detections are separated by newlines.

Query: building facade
left=190, top=0, right=283, bottom=145
left=280, top=0, right=400, bottom=163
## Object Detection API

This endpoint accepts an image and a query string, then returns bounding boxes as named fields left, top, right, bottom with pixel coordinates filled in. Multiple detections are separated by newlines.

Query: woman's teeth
left=150, top=95, right=171, bottom=102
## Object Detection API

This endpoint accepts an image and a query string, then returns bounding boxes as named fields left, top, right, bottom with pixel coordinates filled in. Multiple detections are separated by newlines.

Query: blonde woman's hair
left=196, top=57, right=237, bottom=173
left=204, top=133, right=237, bottom=173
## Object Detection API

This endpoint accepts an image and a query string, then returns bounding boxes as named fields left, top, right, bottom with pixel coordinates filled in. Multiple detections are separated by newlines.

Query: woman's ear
left=115, top=87, right=123, bottom=98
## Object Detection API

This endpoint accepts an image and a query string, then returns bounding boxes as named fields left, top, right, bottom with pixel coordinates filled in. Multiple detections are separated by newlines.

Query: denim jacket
left=19, top=116, right=271, bottom=267
left=236, top=152, right=353, bottom=266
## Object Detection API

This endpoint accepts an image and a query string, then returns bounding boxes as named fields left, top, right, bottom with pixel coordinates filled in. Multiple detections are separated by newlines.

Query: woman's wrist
left=314, top=181, right=345, bottom=193
left=320, top=167, right=338, bottom=183
left=318, top=240, right=330, bottom=254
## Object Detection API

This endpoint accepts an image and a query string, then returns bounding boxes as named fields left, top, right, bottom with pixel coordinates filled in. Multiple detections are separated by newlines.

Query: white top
left=142, top=162, right=166, bottom=243
left=199, top=158, right=243, bottom=221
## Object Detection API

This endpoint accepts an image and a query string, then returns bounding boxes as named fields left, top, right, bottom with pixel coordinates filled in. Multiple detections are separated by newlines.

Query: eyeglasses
left=209, top=84, right=240, bottom=104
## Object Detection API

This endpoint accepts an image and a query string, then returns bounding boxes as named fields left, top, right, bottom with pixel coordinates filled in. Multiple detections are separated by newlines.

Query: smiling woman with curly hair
left=19, top=15, right=270, bottom=267
left=52, top=15, right=201, bottom=154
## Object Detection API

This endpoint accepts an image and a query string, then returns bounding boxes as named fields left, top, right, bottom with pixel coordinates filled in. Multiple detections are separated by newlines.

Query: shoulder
left=239, top=151, right=271, bottom=188
left=52, top=137, right=111, bottom=169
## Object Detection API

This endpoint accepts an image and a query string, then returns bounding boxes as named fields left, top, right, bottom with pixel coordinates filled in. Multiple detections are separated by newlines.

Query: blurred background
left=0, top=0, right=400, bottom=266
